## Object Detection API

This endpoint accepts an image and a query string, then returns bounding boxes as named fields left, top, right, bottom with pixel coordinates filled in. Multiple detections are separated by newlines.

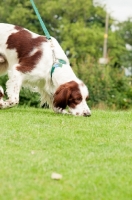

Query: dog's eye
left=76, top=97, right=82, bottom=101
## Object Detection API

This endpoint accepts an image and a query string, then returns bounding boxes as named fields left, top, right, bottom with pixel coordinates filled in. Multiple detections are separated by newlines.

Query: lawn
left=0, top=107, right=132, bottom=200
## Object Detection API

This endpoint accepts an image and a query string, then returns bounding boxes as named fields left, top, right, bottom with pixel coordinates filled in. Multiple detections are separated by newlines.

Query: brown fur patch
left=15, top=25, right=23, bottom=31
left=6, top=28, right=47, bottom=73
left=17, top=50, right=43, bottom=72
left=53, top=81, right=82, bottom=109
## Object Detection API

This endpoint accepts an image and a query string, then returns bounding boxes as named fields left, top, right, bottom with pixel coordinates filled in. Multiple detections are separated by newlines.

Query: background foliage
left=0, top=0, right=132, bottom=109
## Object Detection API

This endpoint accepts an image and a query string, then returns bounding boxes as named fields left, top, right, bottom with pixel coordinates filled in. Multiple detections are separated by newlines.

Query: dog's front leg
left=0, top=70, right=22, bottom=109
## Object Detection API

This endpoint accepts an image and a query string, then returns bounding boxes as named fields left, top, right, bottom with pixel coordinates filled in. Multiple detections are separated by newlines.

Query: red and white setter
left=0, top=23, right=91, bottom=116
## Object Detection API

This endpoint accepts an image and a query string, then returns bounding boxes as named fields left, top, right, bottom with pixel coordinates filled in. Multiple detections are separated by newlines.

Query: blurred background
left=0, top=0, right=132, bottom=109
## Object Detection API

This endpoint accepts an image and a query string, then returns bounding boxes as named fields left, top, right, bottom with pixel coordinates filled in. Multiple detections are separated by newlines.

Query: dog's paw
left=53, top=107, right=71, bottom=115
left=0, top=87, right=18, bottom=109
left=0, top=100, right=18, bottom=109
left=0, top=99, right=9, bottom=109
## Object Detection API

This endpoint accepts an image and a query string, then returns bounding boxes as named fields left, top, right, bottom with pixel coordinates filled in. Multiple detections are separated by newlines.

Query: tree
left=117, top=18, right=132, bottom=45
left=0, top=0, right=132, bottom=109
left=115, top=18, right=132, bottom=68
left=0, top=0, right=127, bottom=65
left=0, top=0, right=39, bottom=32
left=0, top=0, right=111, bottom=61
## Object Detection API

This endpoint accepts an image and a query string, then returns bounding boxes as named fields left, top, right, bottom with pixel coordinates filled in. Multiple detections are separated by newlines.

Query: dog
left=0, top=23, right=91, bottom=116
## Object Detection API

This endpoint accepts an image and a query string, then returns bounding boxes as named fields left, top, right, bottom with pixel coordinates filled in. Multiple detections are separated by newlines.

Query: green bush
left=73, top=59, right=132, bottom=109
left=0, top=63, right=132, bottom=110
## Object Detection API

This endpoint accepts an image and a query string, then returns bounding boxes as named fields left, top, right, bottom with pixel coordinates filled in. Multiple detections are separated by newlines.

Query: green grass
left=0, top=107, right=132, bottom=200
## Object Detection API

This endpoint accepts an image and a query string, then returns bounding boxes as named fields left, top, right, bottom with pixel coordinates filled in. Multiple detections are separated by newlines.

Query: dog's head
left=53, top=81, right=91, bottom=116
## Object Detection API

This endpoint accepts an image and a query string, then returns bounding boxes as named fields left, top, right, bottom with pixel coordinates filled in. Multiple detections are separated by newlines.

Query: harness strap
left=51, top=59, right=67, bottom=78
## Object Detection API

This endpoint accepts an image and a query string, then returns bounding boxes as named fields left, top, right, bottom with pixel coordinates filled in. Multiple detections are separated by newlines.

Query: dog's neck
left=51, top=64, right=78, bottom=87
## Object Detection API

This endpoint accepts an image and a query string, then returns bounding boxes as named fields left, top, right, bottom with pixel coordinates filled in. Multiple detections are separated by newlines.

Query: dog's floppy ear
left=53, top=84, right=71, bottom=109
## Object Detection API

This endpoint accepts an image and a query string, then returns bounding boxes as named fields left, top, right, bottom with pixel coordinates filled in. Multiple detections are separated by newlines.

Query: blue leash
left=30, top=0, right=51, bottom=40
left=30, top=0, right=67, bottom=78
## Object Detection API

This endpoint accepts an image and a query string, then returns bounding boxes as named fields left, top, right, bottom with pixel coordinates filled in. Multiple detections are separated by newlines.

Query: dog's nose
left=83, top=112, right=91, bottom=117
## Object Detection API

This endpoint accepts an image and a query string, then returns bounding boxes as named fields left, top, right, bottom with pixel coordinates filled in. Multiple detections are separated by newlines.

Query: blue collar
left=50, top=59, right=66, bottom=78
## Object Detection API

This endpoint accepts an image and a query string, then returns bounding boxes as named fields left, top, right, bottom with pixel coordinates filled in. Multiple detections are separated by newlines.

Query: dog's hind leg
left=0, top=68, right=22, bottom=109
